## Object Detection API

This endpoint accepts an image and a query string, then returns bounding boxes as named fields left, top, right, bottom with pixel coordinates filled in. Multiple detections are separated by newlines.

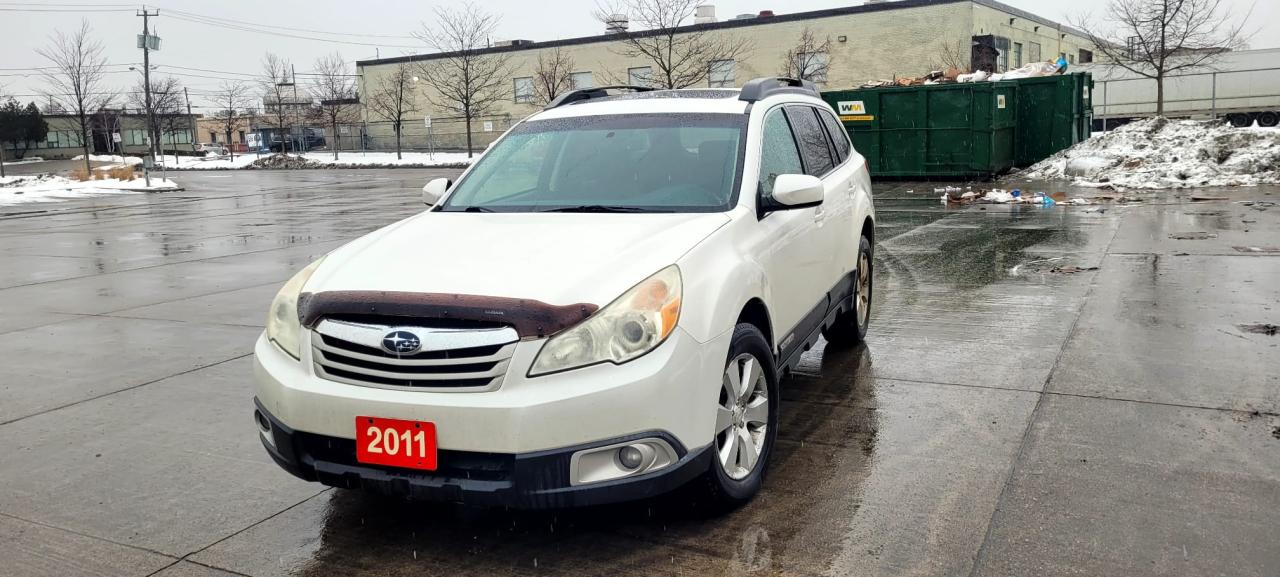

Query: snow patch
left=0, top=174, right=180, bottom=205
left=71, top=154, right=144, bottom=167
left=166, top=151, right=473, bottom=170
left=1016, top=117, right=1280, bottom=189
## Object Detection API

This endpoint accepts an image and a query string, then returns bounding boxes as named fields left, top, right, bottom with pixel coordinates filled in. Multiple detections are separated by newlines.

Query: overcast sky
left=1, top=0, right=1273, bottom=112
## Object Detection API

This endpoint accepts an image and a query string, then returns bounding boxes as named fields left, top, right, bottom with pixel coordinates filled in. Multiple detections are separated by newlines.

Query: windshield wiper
left=460, top=206, right=495, bottom=212
left=538, top=205, right=671, bottom=213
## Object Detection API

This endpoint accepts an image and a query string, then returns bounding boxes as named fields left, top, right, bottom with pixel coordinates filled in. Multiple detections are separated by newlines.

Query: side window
left=758, top=109, right=803, bottom=196
left=817, top=108, right=850, bottom=164
left=784, top=106, right=835, bottom=177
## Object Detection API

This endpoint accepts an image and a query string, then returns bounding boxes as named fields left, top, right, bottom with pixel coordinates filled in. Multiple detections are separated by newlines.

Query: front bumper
left=255, top=399, right=712, bottom=508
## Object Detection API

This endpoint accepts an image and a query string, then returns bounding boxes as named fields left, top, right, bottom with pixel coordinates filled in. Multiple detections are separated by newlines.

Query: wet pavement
left=0, top=170, right=1277, bottom=577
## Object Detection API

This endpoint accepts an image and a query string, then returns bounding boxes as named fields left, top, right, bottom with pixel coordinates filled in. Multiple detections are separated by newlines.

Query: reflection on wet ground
left=0, top=171, right=1277, bottom=577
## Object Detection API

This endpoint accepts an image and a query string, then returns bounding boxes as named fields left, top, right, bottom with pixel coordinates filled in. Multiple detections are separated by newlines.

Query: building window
left=238, top=130, right=246, bottom=143
left=1029, top=42, right=1042, bottom=63
left=163, top=129, right=191, bottom=145
left=627, top=66, right=653, bottom=87
left=513, top=76, right=534, bottom=103
left=1079, top=49, right=1093, bottom=63
left=709, top=59, right=735, bottom=87
left=1013, top=42, right=1023, bottom=68
left=124, top=129, right=147, bottom=146
left=1068, top=53, right=1076, bottom=64
left=210, top=132, right=218, bottom=143
left=570, top=71, right=594, bottom=89
left=994, top=36, right=1011, bottom=72
left=45, top=130, right=82, bottom=149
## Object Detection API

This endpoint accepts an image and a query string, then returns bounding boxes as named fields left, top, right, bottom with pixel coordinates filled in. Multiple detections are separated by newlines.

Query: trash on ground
left=1169, top=232, right=1218, bottom=240
left=1238, top=323, right=1278, bottom=336
left=1049, top=266, right=1100, bottom=274
left=1013, top=117, right=1280, bottom=189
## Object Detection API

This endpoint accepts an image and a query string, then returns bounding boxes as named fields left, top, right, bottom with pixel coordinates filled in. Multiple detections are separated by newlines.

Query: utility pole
left=138, top=7, right=160, bottom=187
left=183, top=86, right=194, bottom=152
left=291, top=63, right=302, bottom=154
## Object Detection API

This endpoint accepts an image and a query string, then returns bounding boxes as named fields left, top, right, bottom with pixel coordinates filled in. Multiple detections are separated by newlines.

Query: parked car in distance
left=252, top=77, right=876, bottom=510
left=196, top=143, right=229, bottom=156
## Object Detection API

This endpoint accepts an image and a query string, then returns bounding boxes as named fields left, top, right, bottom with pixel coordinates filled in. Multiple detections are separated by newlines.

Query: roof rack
left=738, top=77, right=819, bottom=102
left=544, top=85, right=658, bottom=109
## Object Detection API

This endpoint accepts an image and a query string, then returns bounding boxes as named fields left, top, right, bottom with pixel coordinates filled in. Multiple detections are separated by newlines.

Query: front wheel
left=700, top=323, right=779, bottom=509
left=822, top=234, right=873, bottom=345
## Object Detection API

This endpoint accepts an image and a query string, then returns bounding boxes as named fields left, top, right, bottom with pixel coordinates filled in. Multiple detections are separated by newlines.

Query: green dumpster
left=822, top=82, right=1017, bottom=178
left=1013, top=73, right=1093, bottom=167
left=821, top=72, right=1092, bottom=179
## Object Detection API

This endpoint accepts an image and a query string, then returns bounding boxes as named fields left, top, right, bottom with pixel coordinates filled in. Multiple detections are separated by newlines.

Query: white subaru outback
left=253, top=77, right=875, bottom=509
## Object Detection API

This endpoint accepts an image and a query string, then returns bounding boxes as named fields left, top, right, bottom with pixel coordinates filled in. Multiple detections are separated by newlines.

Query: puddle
left=1170, top=232, right=1217, bottom=240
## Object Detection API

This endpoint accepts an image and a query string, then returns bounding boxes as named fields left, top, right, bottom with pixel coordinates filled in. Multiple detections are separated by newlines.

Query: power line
left=162, top=7, right=419, bottom=40
left=0, top=7, right=133, bottom=12
left=162, top=12, right=420, bottom=49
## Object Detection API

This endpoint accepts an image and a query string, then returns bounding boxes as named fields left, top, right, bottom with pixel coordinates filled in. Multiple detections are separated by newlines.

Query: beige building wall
left=971, top=3, right=1096, bottom=68
left=357, top=0, right=1093, bottom=151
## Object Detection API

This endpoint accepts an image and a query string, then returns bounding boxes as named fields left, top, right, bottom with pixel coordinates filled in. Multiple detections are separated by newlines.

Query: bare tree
left=209, top=80, right=252, bottom=161
left=37, top=20, right=114, bottom=174
left=309, top=53, right=359, bottom=160
left=260, top=53, right=296, bottom=149
left=414, top=3, right=513, bottom=157
left=595, top=0, right=751, bottom=89
left=532, top=46, right=575, bottom=105
left=129, top=76, right=185, bottom=164
left=1073, top=0, right=1250, bottom=116
left=365, top=62, right=420, bottom=159
left=932, top=35, right=972, bottom=72
left=128, top=75, right=182, bottom=158
left=779, top=27, right=832, bottom=84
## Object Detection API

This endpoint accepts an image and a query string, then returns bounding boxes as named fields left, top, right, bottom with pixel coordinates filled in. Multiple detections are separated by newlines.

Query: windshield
left=438, top=113, right=747, bottom=213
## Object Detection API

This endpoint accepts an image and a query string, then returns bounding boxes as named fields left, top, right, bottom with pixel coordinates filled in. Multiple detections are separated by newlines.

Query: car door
left=814, top=106, right=862, bottom=284
left=753, top=106, right=831, bottom=354
left=783, top=105, right=851, bottom=294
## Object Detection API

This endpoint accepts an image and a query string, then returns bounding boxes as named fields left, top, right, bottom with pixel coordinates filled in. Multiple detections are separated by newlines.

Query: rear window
left=784, top=106, right=835, bottom=177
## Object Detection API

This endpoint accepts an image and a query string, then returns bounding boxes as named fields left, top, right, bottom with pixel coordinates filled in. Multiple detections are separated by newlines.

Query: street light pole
left=137, top=8, right=160, bottom=187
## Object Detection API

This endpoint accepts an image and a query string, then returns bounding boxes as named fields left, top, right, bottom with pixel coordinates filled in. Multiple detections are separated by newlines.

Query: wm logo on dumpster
left=836, top=101, right=866, bottom=115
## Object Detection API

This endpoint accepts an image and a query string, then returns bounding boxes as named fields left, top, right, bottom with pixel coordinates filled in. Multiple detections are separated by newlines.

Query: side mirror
left=422, top=178, right=451, bottom=206
left=768, top=174, right=824, bottom=209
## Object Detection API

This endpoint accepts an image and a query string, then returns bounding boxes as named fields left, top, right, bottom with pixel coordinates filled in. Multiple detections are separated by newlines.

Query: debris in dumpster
left=1169, top=232, right=1218, bottom=240
left=1233, top=246, right=1280, bottom=253
left=1238, top=323, right=1278, bottom=336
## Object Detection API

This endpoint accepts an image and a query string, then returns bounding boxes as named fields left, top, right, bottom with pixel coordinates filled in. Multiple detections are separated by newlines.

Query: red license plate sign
left=355, top=416, right=437, bottom=471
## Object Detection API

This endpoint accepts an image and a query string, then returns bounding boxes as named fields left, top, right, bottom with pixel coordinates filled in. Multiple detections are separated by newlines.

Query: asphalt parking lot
left=1, top=169, right=1277, bottom=577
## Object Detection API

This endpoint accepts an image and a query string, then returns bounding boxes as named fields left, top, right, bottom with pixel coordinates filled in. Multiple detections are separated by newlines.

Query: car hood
left=306, top=211, right=730, bottom=307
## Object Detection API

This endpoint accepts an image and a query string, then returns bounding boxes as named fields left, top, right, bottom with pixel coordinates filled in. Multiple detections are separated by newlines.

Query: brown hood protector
left=298, top=291, right=598, bottom=339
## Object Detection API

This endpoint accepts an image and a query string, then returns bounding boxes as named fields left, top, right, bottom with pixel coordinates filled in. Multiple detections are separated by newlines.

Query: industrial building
left=4, top=111, right=194, bottom=160
left=355, top=0, right=1096, bottom=151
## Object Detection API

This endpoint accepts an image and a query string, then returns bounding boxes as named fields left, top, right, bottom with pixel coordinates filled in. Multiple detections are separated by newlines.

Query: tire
left=822, top=234, right=873, bottom=345
left=700, top=323, right=779, bottom=510
left=1257, top=111, right=1279, bottom=128
left=1227, top=113, right=1253, bottom=128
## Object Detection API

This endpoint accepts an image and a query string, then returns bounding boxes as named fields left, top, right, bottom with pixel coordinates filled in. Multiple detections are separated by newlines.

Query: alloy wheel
left=857, top=251, right=871, bottom=327
left=716, top=353, right=770, bottom=480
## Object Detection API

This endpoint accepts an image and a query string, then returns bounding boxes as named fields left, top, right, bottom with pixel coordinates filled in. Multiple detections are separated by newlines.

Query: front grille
left=311, top=318, right=519, bottom=391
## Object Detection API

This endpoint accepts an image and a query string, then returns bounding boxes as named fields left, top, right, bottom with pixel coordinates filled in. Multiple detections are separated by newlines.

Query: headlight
left=530, top=265, right=682, bottom=376
left=265, top=258, right=325, bottom=359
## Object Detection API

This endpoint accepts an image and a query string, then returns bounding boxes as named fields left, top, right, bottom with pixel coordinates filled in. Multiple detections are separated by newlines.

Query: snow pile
left=72, top=154, right=144, bottom=167
left=0, top=174, right=180, bottom=205
left=1017, top=117, right=1280, bottom=189
left=166, top=151, right=473, bottom=170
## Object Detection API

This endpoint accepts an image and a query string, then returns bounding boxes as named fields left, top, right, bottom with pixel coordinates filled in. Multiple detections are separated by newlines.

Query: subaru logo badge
left=381, top=330, right=421, bottom=355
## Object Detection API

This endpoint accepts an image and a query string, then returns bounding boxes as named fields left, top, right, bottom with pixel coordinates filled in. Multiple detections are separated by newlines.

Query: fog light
left=618, top=445, right=644, bottom=470
left=255, top=410, right=271, bottom=432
